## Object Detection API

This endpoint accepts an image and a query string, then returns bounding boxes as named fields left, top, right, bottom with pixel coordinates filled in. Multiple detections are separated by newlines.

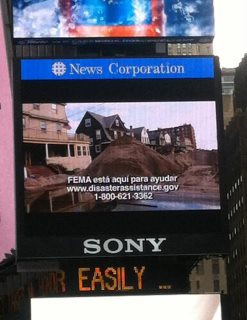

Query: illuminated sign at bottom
left=78, top=266, right=146, bottom=292
left=31, top=294, right=222, bottom=320
left=11, top=258, right=190, bottom=302
left=63, top=259, right=188, bottom=295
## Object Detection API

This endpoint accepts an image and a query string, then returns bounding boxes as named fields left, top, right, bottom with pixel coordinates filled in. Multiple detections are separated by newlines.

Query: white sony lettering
left=145, top=238, right=167, bottom=252
left=82, top=237, right=167, bottom=255
left=125, top=238, right=145, bottom=253
left=83, top=239, right=101, bottom=254
left=103, top=238, right=123, bottom=254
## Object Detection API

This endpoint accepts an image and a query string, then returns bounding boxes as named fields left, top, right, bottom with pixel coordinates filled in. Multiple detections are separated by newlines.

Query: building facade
left=131, top=127, right=150, bottom=145
left=148, top=124, right=196, bottom=154
left=225, top=109, right=247, bottom=320
left=167, top=43, right=213, bottom=56
left=221, top=68, right=235, bottom=128
left=23, top=103, right=91, bottom=172
left=0, top=0, right=15, bottom=261
left=234, top=54, right=247, bottom=114
left=76, top=111, right=128, bottom=159
left=190, top=257, right=227, bottom=294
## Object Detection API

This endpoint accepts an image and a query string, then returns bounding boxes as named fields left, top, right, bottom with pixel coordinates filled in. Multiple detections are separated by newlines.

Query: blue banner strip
left=21, top=57, right=214, bottom=80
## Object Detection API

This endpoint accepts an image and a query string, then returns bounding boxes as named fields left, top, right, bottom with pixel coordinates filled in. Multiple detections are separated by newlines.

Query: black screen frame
left=14, top=56, right=228, bottom=260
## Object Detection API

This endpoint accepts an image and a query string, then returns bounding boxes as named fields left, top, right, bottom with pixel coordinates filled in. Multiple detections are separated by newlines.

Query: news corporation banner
left=21, top=57, right=214, bottom=80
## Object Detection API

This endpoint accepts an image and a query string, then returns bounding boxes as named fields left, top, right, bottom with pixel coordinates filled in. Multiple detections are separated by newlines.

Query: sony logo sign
left=83, top=238, right=167, bottom=255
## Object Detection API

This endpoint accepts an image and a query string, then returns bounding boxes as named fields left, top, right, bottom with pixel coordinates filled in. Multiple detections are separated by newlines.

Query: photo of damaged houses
left=22, top=102, right=220, bottom=213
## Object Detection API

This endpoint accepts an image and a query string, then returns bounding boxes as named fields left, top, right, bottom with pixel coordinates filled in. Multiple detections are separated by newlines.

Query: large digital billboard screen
left=31, top=295, right=222, bottom=320
left=12, top=0, right=215, bottom=43
left=14, top=56, right=226, bottom=260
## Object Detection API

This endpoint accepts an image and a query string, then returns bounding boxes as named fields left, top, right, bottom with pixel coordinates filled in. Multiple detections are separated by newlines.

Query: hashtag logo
left=52, top=62, right=67, bottom=76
